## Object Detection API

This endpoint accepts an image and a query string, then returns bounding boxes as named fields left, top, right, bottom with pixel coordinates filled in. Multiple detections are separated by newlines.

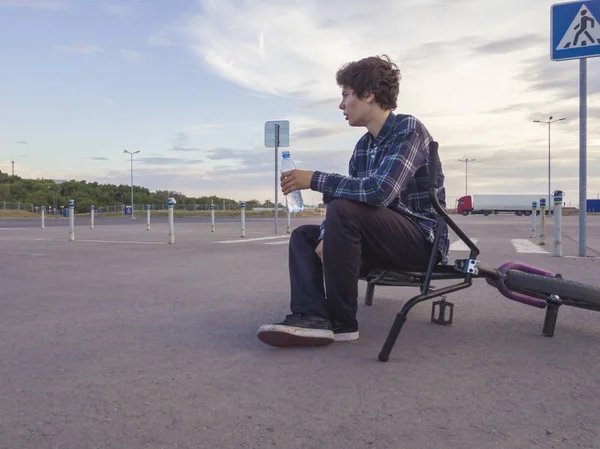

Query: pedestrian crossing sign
left=552, top=0, right=600, bottom=60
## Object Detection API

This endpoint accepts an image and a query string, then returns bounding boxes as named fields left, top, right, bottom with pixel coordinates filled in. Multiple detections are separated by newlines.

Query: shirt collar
left=371, top=112, right=396, bottom=146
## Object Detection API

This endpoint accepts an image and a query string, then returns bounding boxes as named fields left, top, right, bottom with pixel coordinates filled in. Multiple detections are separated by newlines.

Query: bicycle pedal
left=431, top=296, right=454, bottom=325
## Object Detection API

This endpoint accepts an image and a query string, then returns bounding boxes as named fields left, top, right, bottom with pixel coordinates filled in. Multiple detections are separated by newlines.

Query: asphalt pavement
left=0, top=214, right=599, bottom=448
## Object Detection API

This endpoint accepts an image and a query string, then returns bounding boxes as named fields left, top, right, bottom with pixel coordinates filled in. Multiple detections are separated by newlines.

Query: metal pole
left=530, top=201, right=537, bottom=238
left=539, top=199, right=546, bottom=246
left=69, top=199, right=75, bottom=241
left=130, top=155, right=134, bottom=219
left=287, top=208, right=291, bottom=234
left=90, top=205, right=95, bottom=229
left=548, top=122, right=551, bottom=213
left=240, top=202, right=246, bottom=237
left=168, top=198, right=174, bottom=244
left=211, top=203, right=215, bottom=232
left=146, top=204, right=151, bottom=231
left=274, top=124, right=280, bottom=234
left=579, top=58, right=587, bottom=257
left=553, top=191, right=562, bottom=257
left=41, top=205, right=45, bottom=229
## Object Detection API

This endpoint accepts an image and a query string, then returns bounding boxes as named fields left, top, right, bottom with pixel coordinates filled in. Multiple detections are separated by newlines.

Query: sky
left=0, top=0, right=599, bottom=207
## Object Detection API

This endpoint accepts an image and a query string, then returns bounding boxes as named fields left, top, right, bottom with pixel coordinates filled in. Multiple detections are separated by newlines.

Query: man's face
left=338, top=87, right=371, bottom=127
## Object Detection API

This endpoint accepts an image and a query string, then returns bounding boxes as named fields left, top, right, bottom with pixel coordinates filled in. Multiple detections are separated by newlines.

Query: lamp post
left=123, top=150, right=140, bottom=219
left=533, top=116, right=565, bottom=214
left=458, top=158, right=475, bottom=196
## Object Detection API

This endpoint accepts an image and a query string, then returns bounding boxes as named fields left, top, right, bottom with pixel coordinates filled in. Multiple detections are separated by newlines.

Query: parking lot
left=1, top=214, right=599, bottom=448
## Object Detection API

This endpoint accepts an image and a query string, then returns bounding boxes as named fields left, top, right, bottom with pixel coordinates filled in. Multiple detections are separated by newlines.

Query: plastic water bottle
left=281, top=151, right=304, bottom=213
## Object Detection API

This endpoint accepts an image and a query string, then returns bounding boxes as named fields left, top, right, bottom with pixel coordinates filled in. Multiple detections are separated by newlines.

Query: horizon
left=1, top=0, right=599, bottom=208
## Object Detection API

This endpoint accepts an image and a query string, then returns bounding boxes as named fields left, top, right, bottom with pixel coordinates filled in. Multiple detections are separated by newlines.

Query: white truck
left=457, top=194, right=556, bottom=216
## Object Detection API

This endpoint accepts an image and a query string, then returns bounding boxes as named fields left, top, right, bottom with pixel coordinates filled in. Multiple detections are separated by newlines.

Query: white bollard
left=146, top=205, right=151, bottom=231
left=287, top=209, right=291, bottom=234
left=210, top=204, right=215, bottom=232
left=69, top=199, right=75, bottom=241
left=240, top=201, right=246, bottom=237
left=168, top=198, right=174, bottom=244
left=553, top=190, right=563, bottom=257
left=90, top=205, right=95, bottom=229
left=539, top=198, right=546, bottom=246
left=530, top=201, right=537, bottom=238
left=41, top=205, right=45, bottom=229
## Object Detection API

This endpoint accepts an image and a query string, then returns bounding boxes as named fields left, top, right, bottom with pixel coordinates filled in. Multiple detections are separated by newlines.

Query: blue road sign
left=551, top=0, right=600, bottom=61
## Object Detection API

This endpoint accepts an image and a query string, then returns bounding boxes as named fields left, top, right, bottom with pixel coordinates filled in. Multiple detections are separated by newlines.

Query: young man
left=257, top=54, right=449, bottom=347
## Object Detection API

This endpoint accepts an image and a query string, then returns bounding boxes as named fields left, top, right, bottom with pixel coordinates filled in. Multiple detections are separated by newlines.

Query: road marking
left=215, top=235, right=290, bottom=244
left=511, top=239, right=549, bottom=254
left=264, top=240, right=290, bottom=245
left=449, top=239, right=478, bottom=251
left=4, top=251, right=49, bottom=256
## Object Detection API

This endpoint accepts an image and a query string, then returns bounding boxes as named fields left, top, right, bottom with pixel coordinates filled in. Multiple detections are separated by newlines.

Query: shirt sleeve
left=310, top=125, right=427, bottom=207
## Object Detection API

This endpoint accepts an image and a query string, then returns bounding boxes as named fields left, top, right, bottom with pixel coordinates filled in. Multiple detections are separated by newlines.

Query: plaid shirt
left=310, top=112, right=449, bottom=264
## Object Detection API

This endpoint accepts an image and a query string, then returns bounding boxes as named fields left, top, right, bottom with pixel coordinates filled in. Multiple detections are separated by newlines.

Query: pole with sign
left=551, top=0, right=600, bottom=256
left=530, top=201, right=537, bottom=238
left=264, top=120, right=290, bottom=234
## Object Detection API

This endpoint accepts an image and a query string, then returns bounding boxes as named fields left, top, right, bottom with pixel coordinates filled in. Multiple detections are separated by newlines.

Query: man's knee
left=326, top=199, right=361, bottom=221
left=290, top=224, right=319, bottom=245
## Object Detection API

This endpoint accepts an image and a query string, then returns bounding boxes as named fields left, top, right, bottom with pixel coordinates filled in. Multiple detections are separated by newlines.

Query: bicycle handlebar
left=482, top=262, right=552, bottom=309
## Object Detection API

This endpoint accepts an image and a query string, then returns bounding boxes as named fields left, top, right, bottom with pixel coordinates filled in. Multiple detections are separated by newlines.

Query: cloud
left=139, top=157, right=206, bottom=166
left=517, top=56, right=600, bottom=100
left=472, top=35, right=547, bottom=55
left=291, top=126, right=346, bottom=140
left=91, top=157, right=109, bottom=161
left=58, top=44, right=105, bottom=55
left=149, top=31, right=178, bottom=47
left=0, top=0, right=67, bottom=9
left=17, top=141, right=28, bottom=145
left=119, top=49, right=141, bottom=63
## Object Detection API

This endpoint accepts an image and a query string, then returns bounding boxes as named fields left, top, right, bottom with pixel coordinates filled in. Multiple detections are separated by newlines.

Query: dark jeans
left=289, top=198, right=433, bottom=326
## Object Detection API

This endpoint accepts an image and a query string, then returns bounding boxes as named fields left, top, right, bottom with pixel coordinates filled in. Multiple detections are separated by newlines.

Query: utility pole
left=458, top=158, right=475, bottom=196
left=123, top=150, right=140, bottom=219
left=11, top=160, right=14, bottom=176
left=533, top=116, right=566, bottom=214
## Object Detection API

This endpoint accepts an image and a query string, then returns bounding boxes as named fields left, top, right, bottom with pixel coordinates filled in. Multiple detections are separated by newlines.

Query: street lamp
left=123, top=150, right=140, bottom=219
left=458, top=157, right=476, bottom=196
left=533, top=116, right=565, bottom=214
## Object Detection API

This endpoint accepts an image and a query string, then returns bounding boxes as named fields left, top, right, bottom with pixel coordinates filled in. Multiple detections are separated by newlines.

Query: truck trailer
left=457, top=194, right=556, bottom=216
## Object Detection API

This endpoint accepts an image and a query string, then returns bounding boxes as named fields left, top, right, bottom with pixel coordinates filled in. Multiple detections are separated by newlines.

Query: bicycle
left=363, top=141, right=600, bottom=362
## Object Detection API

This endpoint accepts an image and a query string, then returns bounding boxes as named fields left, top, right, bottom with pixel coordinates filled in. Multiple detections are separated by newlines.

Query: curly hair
left=335, top=54, right=401, bottom=111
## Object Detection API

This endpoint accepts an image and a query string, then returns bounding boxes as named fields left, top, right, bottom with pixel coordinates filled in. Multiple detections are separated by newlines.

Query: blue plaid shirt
left=310, top=112, right=449, bottom=264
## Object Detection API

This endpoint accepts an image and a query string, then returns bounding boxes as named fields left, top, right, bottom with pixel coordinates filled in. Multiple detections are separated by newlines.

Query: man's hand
left=280, top=169, right=314, bottom=196
left=315, top=240, right=323, bottom=263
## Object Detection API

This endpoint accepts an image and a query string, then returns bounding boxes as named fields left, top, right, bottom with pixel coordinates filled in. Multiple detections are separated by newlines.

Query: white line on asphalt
left=263, top=240, right=290, bottom=245
left=511, top=239, right=549, bottom=254
left=215, top=235, right=290, bottom=244
left=449, top=239, right=478, bottom=251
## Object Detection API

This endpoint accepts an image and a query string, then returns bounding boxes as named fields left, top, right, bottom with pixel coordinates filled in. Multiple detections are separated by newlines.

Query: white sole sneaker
left=334, top=331, right=359, bottom=342
left=257, top=324, right=335, bottom=347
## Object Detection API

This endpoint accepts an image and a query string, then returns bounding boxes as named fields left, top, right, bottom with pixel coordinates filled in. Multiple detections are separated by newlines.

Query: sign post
left=551, top=0, right=600, bottom=256
left=264, top=120, right=290, bottom=234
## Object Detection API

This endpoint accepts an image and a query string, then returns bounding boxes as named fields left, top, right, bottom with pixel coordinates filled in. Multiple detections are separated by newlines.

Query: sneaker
left=333, top=325, right=359, bottom=342
left=257, top=313, right=335, bottom=347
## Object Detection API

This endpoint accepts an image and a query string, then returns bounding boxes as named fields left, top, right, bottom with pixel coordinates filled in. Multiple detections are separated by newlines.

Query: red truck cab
left=457, top=196, right=472, bottom=215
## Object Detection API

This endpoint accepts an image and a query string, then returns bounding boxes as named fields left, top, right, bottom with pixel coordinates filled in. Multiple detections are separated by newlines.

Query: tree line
left=0, top=170, right=283, bottom=212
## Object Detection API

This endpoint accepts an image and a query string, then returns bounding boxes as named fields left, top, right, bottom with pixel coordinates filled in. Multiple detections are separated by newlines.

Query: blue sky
left=0, top=0, right=599, bottom=206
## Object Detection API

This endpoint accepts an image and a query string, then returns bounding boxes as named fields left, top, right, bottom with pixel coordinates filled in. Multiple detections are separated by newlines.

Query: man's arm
left=310, top=125, right=427, bottom=206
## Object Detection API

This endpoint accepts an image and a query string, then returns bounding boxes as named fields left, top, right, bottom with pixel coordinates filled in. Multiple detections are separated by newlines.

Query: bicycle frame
left=375, top=142, right=563, bottom=362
